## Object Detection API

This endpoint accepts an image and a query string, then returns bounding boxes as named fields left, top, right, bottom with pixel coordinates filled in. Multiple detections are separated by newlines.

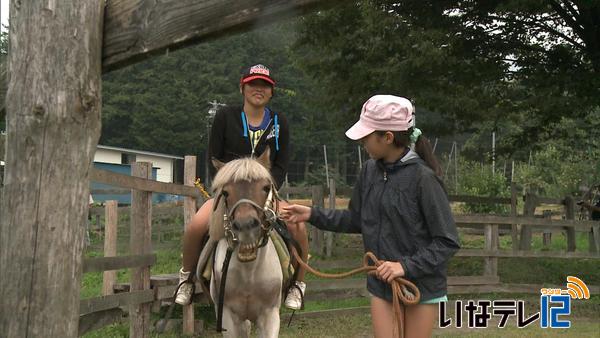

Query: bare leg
left=182, top=198, right=213, bottom=272
left=404, top=303, right=437, bottom=338
left=371, top=295, right=395, bottom=338
left=278, top=200, right=309, bottom=282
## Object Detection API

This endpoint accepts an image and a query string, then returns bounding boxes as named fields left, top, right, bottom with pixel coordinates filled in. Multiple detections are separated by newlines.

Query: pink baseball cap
left=345, top=95, right=414, bottom=140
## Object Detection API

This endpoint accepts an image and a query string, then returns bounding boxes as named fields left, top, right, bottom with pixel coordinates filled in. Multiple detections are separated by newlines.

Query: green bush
left=304, top=164, right=350, bottom=190
left=454, top=159, right=510, bottom=214
left=514, top=143, right=600, bottom=198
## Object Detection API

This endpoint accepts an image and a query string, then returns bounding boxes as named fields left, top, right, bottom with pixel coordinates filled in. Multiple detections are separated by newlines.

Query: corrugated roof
left=97, top=145, right=184, bottom=160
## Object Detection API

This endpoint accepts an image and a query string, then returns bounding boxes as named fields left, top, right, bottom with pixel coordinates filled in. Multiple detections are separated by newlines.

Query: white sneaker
left=284, top=281, right=306, bottom=310
left=175, top=268, right=194, bottom=305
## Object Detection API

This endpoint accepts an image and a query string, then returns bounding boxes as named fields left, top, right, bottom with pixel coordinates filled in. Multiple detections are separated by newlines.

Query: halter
left=217, top=183, right=279, bottom=250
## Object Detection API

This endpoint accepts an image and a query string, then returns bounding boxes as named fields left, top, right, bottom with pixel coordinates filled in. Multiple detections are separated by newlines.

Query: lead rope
left=290, top=250, right=420, bottom=338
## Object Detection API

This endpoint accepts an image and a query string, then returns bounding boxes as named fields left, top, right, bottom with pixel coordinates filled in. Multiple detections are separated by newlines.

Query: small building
left=95, top=145, right=183, bottom=183
left=92, top=145, right=184, bottom=204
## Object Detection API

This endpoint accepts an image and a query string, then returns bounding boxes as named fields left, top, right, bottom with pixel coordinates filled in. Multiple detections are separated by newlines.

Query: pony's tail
left=415, top=134, right=443, bottom=177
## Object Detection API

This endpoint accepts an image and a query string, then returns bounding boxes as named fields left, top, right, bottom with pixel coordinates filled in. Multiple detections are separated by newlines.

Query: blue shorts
left=420, top=295, right=447, bottom=304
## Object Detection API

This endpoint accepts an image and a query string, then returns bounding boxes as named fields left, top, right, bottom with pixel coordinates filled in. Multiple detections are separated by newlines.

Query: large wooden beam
left=0, top=1, right=104, bottom=337
left=102, top=0, right=344, bottom=72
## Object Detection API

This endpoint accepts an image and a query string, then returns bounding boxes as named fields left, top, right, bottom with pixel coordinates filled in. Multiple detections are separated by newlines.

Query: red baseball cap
left=241, top=64, right=275, bottom=86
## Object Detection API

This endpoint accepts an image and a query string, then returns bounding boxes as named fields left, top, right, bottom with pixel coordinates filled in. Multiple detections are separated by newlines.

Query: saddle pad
left=200, top=230, right=294, bottom=286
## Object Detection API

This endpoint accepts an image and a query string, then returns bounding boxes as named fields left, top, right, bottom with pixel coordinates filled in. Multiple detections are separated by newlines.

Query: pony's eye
left=222, top=190, right=229, bottom=198
left=263, top=185, right=271, bottom=193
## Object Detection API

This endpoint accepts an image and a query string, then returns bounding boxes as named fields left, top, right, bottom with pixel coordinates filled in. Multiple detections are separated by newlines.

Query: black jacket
left=208, top=105, right=290, bottom=189
left=309, top=151, right=460, bottom=302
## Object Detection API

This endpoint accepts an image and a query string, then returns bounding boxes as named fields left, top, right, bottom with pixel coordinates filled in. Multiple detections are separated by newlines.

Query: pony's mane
left=208, top=158, right=273, bottom=240
left=211, top=157, right=273, bottom=192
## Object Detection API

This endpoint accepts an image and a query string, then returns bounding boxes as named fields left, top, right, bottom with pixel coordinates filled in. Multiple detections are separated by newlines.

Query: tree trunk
left=0, top=1, right=104, bottom=337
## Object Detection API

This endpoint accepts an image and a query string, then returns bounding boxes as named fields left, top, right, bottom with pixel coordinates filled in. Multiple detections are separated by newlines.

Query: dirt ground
left=199, top=311, right=599, bottom=337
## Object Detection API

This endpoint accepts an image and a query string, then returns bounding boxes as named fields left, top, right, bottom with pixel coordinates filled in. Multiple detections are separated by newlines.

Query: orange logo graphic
left=563, top=276, right=590, bottom=300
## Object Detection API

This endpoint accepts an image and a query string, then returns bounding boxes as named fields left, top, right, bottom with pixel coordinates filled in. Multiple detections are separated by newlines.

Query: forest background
left=1, top=0, right=597, bottom=198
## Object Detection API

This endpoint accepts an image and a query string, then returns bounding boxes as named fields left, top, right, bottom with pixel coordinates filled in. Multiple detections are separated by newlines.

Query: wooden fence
left=80, top=156, right=203, bottom=336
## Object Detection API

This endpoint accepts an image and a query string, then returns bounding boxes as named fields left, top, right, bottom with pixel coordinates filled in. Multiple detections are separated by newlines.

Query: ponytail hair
left=414, top=133, right=443, bottom=177
left=375, top=128, right=443, bottom=177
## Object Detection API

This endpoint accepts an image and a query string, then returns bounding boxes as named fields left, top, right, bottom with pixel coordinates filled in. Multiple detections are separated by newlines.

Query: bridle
left=214, top=182, right=280, bottom=250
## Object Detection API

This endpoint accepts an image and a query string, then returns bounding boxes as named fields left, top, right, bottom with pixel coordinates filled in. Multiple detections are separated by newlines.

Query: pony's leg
left=220, top=307, right=249, bottom=338
left=256, top=306, right=280, bottom=338
left=242, top=320, right=251, bottom=337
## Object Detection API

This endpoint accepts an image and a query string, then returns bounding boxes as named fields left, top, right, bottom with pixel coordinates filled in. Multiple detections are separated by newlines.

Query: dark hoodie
left=308, top=150, right=460, bottom=302
left=208, top=105, right=289, bottom=189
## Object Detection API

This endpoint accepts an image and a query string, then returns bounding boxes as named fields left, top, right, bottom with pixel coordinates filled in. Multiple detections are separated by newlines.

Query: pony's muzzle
left=232, top=217, right=261, bottom=233
left=233, top=217, right=263, bottom=262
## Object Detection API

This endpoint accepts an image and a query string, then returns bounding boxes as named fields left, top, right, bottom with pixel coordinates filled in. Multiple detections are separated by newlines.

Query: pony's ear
left=212, top=157, right=226, bottom=171
left=257, top=147, right=271, bottom=170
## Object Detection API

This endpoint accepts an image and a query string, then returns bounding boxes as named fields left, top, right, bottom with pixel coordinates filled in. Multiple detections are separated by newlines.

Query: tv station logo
left=439, top=276, right=590, bottom=329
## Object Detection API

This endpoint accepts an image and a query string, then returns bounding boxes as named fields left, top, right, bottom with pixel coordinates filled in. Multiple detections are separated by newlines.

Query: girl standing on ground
left=176, top=64, right=309, bottom=310
left=281, top=95, right=460, bottom=337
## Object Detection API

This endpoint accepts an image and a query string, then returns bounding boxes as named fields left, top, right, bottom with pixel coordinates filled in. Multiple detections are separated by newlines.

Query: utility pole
left=323, top=144, right=330, bottom=188
left=492, top=131, right=496, bottom=176
left=205, top=100, right=225, bottom=186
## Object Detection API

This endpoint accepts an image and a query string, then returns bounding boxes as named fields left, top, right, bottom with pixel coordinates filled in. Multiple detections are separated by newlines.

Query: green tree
left=294, top=0, right=600, bottom=159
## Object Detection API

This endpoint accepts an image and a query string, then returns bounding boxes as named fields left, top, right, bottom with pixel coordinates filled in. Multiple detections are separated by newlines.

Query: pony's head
left=209, top=150, right=275, bottom=262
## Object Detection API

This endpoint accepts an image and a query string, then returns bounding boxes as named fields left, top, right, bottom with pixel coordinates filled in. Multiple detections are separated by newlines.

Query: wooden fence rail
left=83, top=254, right=156, bottom=273
left=91, top=167, right=203, bottom=199
left=455, top=249, right=598, bottom=259
left=454, top=215, right=598, bottom=230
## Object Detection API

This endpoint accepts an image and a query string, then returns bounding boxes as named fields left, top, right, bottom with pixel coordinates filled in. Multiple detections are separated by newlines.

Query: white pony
left=197, top=151, right=283, bottom=338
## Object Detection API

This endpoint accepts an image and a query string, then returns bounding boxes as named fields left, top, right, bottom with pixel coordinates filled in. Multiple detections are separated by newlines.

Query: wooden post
left=103, top=201, right=119, bottom=296
left=94, top=214, right=101, bottom=236
left=130, top=162, right=153, bottom=338
left=510, top=183, right=519, bottom=252
left=564, top=196, right=577, bottom=252
left=589, top=225, right=600, bottom=255
left=519, top=192, right=537, bottom=250
left=325, top=179, right=336, bottom=258
left=542, top=210, right=552, bottom=248
left=484, top=224, right=498, bottom=278
left=182, top=156, right=197, bottom=335
left=0, top=2, right=104, bottom=337
left=310, top=185, right=325, bottom=254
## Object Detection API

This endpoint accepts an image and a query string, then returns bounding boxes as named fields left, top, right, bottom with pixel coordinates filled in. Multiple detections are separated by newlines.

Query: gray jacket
left=309, top=150, right=460, bottom=302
